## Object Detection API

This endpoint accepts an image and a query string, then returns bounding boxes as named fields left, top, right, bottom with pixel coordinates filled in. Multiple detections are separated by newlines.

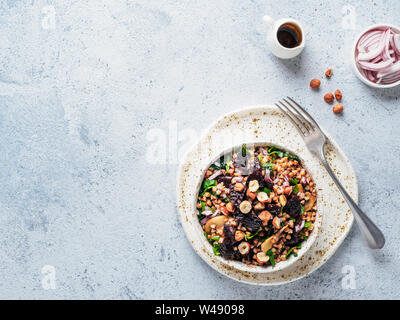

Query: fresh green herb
left=259, top=187, right=271, bottom=195
left=204, top=231, right=208, bottom=238
left=299, top=232, right=308, bottom=241
left=224, top=198, right=230, bottom=203
left=200, top=179, right=217, bottom=196
left=286, top=248, right=294, bottom=258
left=266, top=146, right=300, bottom=161
left=300, top=205, right=305, bottom=214
left=289, top=178, right=298, bottom=185
left=296, top=244, right=302, bottom=249
left=280, top=221, right=286, bottom=227
left=213, top=243, right=221, bottom=256
left=200, top=201, right=206, bottom=212
left=241, top=144, right=248, bottom=156
left=266, top=249, right=276, bottom=267
left=292, top=185, right=300, bottom=194
left=262, top=162, right=275, bottom=168
left=304, top=221, right=311, bottom=228
left=210, top=235, right=220, bottom=242
left=291, top=218, right=296, bottom=222
left=245, top=228, right=261, bottom=241
left=294, top=253, right=298, bottom=257
left=225, top=156, right=231, bottom=172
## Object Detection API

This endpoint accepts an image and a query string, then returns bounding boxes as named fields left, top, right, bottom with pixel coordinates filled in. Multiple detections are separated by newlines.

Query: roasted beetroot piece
left=217, top=175, right=232, bottom=187
left=246, top=158, right=265, bottom=188
left=285, top=232, right=301, bottom=247
left=266, top=204, right=281, bottom=216
left=284, top=196, right=302, bottom=217
left=234, top=213, right=262, bottom=233
left=223, top=224, right=236, bottom=243
left=219, top=240, right=236, bottom=259
left=229, top=184, right=245, bottom=208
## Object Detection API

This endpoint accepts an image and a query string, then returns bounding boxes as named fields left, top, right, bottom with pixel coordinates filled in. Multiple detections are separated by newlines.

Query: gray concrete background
left=0, top=0, right=399, bottom=299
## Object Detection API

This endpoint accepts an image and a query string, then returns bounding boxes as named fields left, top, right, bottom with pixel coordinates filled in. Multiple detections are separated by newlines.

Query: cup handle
left=263, top=15, right=275, bottom=29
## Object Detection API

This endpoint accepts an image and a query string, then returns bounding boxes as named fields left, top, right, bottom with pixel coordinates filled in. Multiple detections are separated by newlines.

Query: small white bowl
left=353, top=23, right=400, bottom=89
left=194, top=142, right=320, bottom=274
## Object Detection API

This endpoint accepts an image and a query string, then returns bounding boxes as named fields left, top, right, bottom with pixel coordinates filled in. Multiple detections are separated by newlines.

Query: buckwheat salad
left=197, top=145, right=317, bottom=267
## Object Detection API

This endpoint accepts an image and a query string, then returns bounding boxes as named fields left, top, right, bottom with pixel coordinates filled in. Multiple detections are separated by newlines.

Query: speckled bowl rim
left=177, top=105, right=358, bottom=285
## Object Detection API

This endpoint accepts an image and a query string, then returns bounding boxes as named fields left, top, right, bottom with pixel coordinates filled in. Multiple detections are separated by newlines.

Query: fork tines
left=275, top=97, right=321, bottom=136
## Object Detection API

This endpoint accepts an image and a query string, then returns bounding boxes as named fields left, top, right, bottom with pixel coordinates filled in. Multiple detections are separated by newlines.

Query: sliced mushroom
left=279, top=194, right=287, bottom=207
left=261, top=236, right=274, bottom=253
left=235, top=230, right=245, bottom=242
left=256, top=251, right=269, bottom=263
left=258, top=210, right=272, bottom=225
left=304, top=192, right=316, bottom=212
left=239, top=200, right=252, bottom=214
left=204, top=215, right=227, bottom=233
left=238, top=241, right=250, bottom=255
left=248, top=180, right=260, bottom=192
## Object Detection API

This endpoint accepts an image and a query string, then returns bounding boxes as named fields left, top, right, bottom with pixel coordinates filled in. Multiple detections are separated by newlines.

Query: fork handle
left=318, top=151, right=385, bottom=249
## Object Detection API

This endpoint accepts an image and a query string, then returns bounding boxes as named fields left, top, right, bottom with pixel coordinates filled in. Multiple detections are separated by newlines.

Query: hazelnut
left=256, top=192, right=269, bottom=203
left=226, top=202, right=235, bottom=213
left=238, top=242, right=250, bottom=255
left=234, top=183, right=245, bottom=192
left=248, top=180, right=260, bottom=192
left=283, top=186, right=292, bottom=195
left=235, top=230, right=245, bottom=242
left=239, top=200, right=252, bottom=214
left=333, top=103, right=344, bottom=114
left=334, top=89, right=342, bottom=101
left=246, top=189, right=257, bottom=200
left=254, top=202, right=265, bottom=211
left=325, top=68, right=333, bottom=78
left=272, top=216, right=281, bottom=229
left=310, top=78, right=321, bottom=88
left=258, top=210, right=272, bottom=225
left=324, top=92, right=334, bottom=103
left=256, top=252, right=269, bottom=263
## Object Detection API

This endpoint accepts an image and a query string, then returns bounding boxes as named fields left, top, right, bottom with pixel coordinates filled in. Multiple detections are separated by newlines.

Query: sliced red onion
left=232, top=176, right=243, bottom=183
left=358, top=59, right=393, bottom=71
left=200, top=216, right=211, bottom=225
left=260, top=148, right=268, bottom=156
left=208, top=170, right=222, bottom=180
left=202, top=209, right=214, bottom=217
left=356, top=27, right=400, bottom=85
left=273, top=178, right=280, bottom=184
left=295, top=220, right=305, bottom=233
left=301, top=176, right=307, bottom=184
left=264, top=169, right=272, bottom=182
left=282, top=181, right=290, bottom=187
left=393, top=34, right=400, bottom=55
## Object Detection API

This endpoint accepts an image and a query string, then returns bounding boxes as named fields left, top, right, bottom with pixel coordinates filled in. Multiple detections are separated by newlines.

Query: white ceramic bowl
left=353, top=23, right=400, bottom=89
left=195, top=142, right=320, bottom=274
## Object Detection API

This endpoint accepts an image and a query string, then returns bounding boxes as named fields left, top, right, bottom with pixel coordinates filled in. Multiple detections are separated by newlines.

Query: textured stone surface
left=0, top=0, right=399, bottom=299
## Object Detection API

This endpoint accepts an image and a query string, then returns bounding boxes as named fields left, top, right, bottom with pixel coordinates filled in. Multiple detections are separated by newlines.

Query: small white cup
left=263, top=15, right=305, bottom=59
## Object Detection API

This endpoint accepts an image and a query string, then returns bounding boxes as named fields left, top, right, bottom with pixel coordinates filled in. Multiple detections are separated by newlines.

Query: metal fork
left=276, top=97, right=385, bottom=249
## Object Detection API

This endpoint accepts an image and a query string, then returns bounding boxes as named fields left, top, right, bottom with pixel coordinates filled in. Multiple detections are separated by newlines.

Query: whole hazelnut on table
left=324, top=92, right=334, bottom=103
left=325, top=68, right=333, bottom=78
left=333, top=104, right=344, bottom=114
left=335, top=89, right=342, bottom=101
left=310, top=78, right=321, bottom=88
